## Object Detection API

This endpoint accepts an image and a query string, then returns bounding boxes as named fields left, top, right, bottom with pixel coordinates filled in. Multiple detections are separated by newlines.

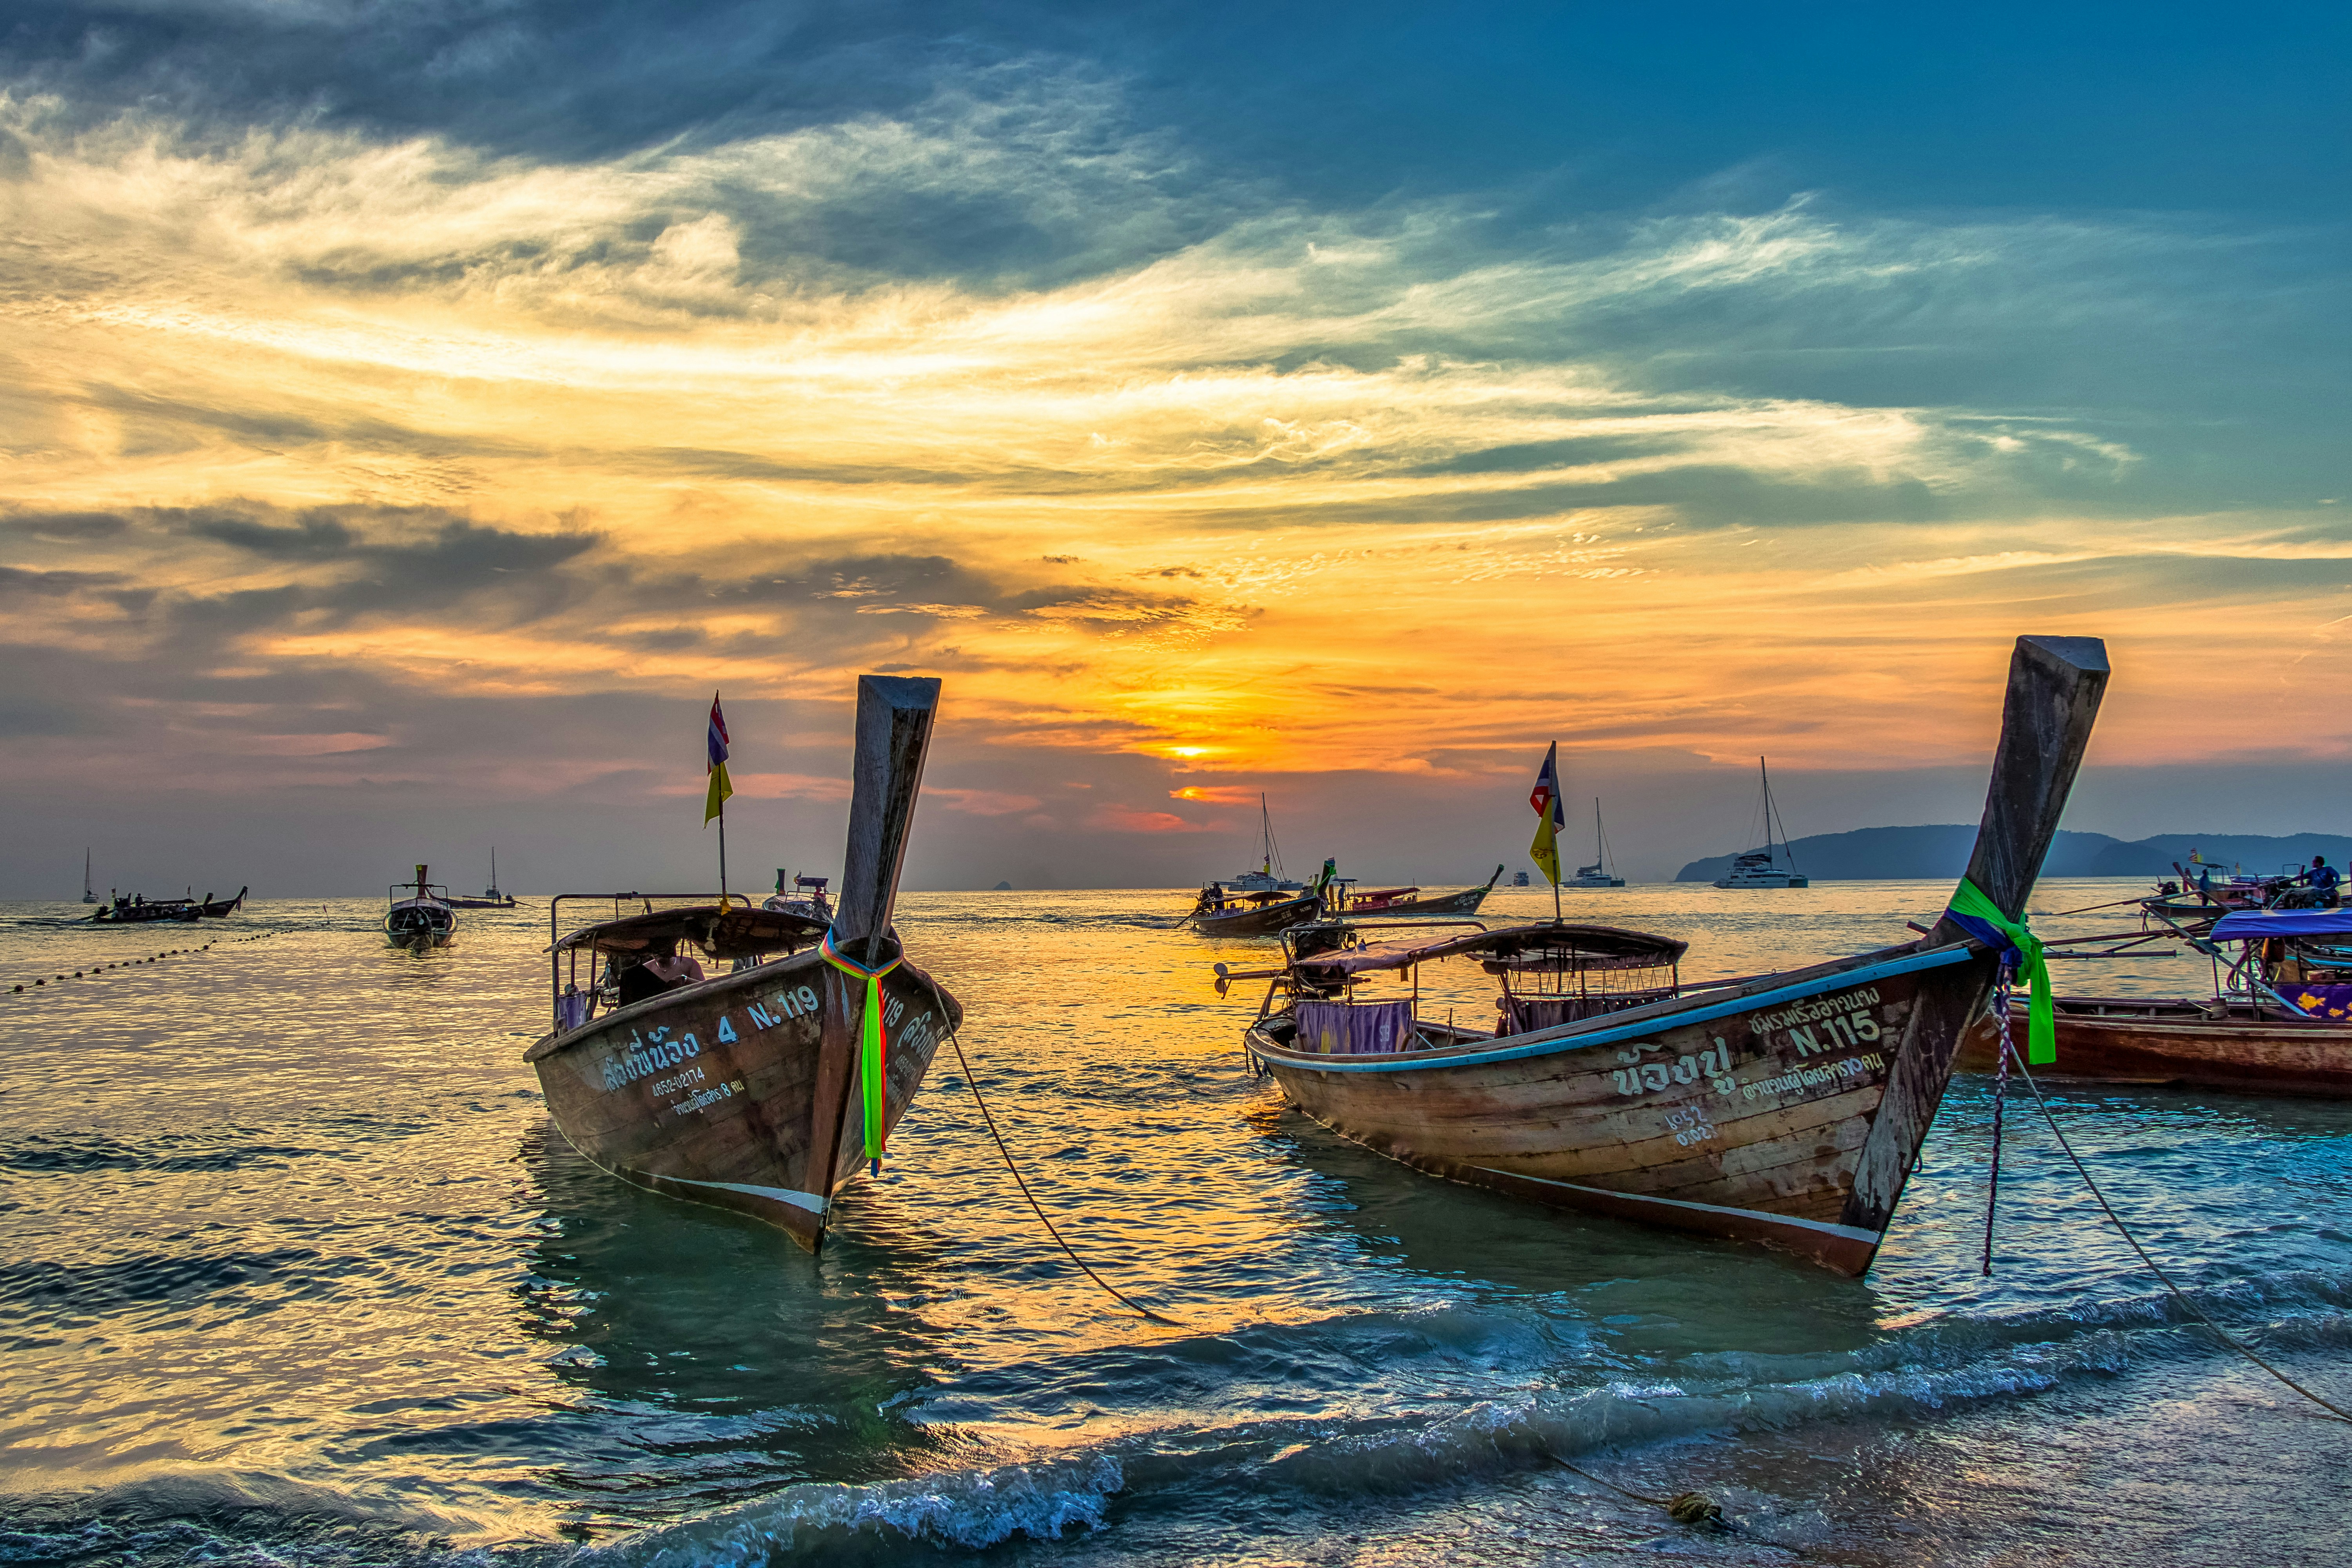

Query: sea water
left=2, top=882, right=2347, bottom=1566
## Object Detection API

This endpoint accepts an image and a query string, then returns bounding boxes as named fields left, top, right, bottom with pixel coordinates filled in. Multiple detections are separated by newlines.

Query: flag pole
left=706, top=689, right=736, bottom=906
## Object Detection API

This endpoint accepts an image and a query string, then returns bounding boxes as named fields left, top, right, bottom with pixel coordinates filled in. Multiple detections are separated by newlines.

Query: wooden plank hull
left=1958, top=997, right=2352, bottom=1096
left=1254, top=942, right=1993, bottom=1274
left=524, top=949, right=961, bottom=1248
left=1339, top=886, right=1494, bottom=918
left=1193, top=893, right=1324, bottom=936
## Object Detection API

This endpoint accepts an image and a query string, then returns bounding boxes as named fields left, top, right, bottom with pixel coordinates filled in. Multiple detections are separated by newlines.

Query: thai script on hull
left=1741, top=1051, right=1886, bottom=1102
left=1751, top=986, right=1881, bottom=1036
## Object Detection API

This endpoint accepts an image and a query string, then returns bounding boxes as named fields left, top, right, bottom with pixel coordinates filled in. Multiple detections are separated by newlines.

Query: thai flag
left=1529, top=744, right=1562, bottom=827
left=704, top=693, right=734, bottom=825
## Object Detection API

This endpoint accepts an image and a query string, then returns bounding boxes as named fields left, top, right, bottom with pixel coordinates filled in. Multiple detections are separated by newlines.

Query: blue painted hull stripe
left=1470, top=1167, right=1884, bottom=1244
left=1258, top=943, right=1977, bottom=1074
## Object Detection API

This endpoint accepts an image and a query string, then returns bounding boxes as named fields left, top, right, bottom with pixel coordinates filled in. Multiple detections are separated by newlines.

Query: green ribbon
left=1945, top=877, right=2054, bottom=1065
left=821, top=932, right=903, bottom=1173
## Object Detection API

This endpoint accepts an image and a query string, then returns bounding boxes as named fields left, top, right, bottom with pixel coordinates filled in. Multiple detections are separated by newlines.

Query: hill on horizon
left=1673, top=826, right=2352, bottom=883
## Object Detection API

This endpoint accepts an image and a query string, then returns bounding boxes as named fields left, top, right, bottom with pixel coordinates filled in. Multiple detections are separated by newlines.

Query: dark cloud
left=188, top=514, right=357, bottom=559
left=0, top=565, right=126, bottom=597
left=1, top=510, right=130, bottom=541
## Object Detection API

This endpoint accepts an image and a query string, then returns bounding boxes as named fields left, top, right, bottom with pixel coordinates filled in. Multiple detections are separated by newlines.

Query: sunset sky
left=4, top=3, right=2347, bottom=894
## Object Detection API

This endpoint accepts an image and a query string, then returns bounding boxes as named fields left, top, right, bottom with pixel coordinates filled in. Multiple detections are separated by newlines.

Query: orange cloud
left=1169, top=785, right=1261, bottom=804
left=1087, top=805, right=1219, bottom=834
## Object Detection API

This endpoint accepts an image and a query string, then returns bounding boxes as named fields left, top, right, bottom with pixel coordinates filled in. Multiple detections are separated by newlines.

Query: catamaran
left=1712, top=759, right=1809, bottom=889
left=1564, top=800, right=1624, bottom=888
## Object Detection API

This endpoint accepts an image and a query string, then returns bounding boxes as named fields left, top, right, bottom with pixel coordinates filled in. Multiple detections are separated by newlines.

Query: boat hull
left=525, top=948, right=961, bottom=1248
left=1251, top=942, right=1992, bottom=1274
left=1338, top=886, right=1495, bottom=918
left=92, top=904, right=200, bottom=924
left=1192, top=893, right=1324, bottom=936
left=1959, top=997, right=2352, bottom=1097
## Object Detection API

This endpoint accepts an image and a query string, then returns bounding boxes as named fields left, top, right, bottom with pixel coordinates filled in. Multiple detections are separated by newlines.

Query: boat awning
left=2208, top=908, right=2352, bottom=942
left=555, top=903, right=829, bottom=960
left=1296, top=921, right=1687, bottom=979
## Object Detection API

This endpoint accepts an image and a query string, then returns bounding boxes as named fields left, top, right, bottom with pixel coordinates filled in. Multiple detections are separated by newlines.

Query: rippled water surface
left=3, top=882, right=2348, bottom=1566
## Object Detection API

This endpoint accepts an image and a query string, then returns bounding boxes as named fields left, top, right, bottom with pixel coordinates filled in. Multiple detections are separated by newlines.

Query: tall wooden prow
left=804, top=675, right=943, bottom=1249
left=1844, top=635, right=2109, bottom=1240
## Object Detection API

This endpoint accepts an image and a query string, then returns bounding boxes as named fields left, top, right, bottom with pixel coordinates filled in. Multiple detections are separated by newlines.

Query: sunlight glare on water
left=1, top=881, right=2347, bottom=1566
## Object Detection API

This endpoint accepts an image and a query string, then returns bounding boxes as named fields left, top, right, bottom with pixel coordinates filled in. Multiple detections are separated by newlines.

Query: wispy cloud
left=2, top=60, right=2346, bottom=856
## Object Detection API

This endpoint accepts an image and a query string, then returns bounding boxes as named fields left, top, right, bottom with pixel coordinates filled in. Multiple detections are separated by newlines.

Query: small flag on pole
left=704, top=693, right=733, bottom=825
left=1528, top=741, right=1563, bottom=886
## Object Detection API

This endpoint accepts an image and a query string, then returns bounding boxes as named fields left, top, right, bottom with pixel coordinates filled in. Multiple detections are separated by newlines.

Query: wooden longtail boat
left=1190, top=884, right=1326, bottom=936
left=1960, top=997, right=2352, bottom=1096
left=194, top=887, right=248, bottom=918
left=523, top=675, right=962, bottom=1251
left=1959, top=905, right=2352, bottom=1096
left=91, top=893, right=199, bottom=924
left=1223, top=635, right=2108, bottom=1275
left=385, top=866, right=457, bottom=949
left=1331, top=866, right=1506, bottom=919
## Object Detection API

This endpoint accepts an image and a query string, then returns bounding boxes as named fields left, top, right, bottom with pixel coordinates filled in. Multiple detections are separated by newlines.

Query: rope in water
left=1548, top=1455, right=1724, bottom=1526
left=935, top=1011, right=1182, bottom=1327
left=1994, top=1032, right=2352, bottom=1425
left=9, top=940, right=226, bottom=994
left=2041, top=895, right=2164, bottom=918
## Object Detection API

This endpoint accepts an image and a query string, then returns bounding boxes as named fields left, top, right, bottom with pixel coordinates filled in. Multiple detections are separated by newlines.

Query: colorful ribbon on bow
left=1943, top=877, right=2054, bottom=1065
left=820, top=929, right=904, bottom=1173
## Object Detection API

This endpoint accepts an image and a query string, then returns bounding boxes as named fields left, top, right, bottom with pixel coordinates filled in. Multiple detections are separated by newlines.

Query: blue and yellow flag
left=1528, top=741, right=1564, bottom=886
left=704, top=692, right=733, bottom=825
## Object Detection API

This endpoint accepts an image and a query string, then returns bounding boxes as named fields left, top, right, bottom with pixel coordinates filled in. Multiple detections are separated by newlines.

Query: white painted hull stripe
left=1470, top=1167, right=1882, bottom=1244
left=1259, top=943, right=1975, bottom=1073
left=654, top=1175, right=829, bottom=1214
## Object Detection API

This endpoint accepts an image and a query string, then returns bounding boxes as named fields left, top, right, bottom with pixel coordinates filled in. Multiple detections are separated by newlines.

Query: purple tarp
left=1293, top=1000, right=1417, bottom=1054
left=2208, top=909, right=2352, bottom=942
left=2281, top=984, right=2352, bottom=1020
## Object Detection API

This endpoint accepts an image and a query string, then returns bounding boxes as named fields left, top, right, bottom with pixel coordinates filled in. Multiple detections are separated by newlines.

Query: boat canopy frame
left=545, top=892, right=829, bottom=1032
left=1218, top=918, right=1690, bottom=1051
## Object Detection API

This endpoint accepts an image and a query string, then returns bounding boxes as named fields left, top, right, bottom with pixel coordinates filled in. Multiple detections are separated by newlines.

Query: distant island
left=1675, top=827, right=2352, bottom=883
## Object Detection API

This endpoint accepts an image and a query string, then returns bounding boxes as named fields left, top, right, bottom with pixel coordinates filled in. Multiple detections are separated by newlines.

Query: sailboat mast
left=1759, top=757, right=1774, bottom=865
left=1593, top=798, right=1604, bottom=865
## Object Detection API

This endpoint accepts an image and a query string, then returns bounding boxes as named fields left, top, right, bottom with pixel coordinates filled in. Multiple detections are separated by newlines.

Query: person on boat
left=2302, top=856, right=2342, bottom=907
left=645, top=940, right=706, bottom=989
left=614, top=940, right=700, bottom=1005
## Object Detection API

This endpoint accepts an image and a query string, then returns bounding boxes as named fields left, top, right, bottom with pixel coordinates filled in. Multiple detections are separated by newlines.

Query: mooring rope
left=1548, top=1455, right=1724, bottom=1526
left=1995, top=1033, right=2352, bottom=1425
left=936, top=1013, right=1182, bottom=1326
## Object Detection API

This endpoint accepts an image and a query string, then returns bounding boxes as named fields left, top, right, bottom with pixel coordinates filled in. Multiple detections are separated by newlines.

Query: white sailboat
left=1221, top=794, right=1305, bottom=894
left=1563, top=799, right=1624, bottom=888
left=1711, top=758, right=1810, bottom=889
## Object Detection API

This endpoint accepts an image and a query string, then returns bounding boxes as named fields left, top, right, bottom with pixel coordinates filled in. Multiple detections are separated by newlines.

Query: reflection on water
left=1, top=883, right=2347, bottom=1565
